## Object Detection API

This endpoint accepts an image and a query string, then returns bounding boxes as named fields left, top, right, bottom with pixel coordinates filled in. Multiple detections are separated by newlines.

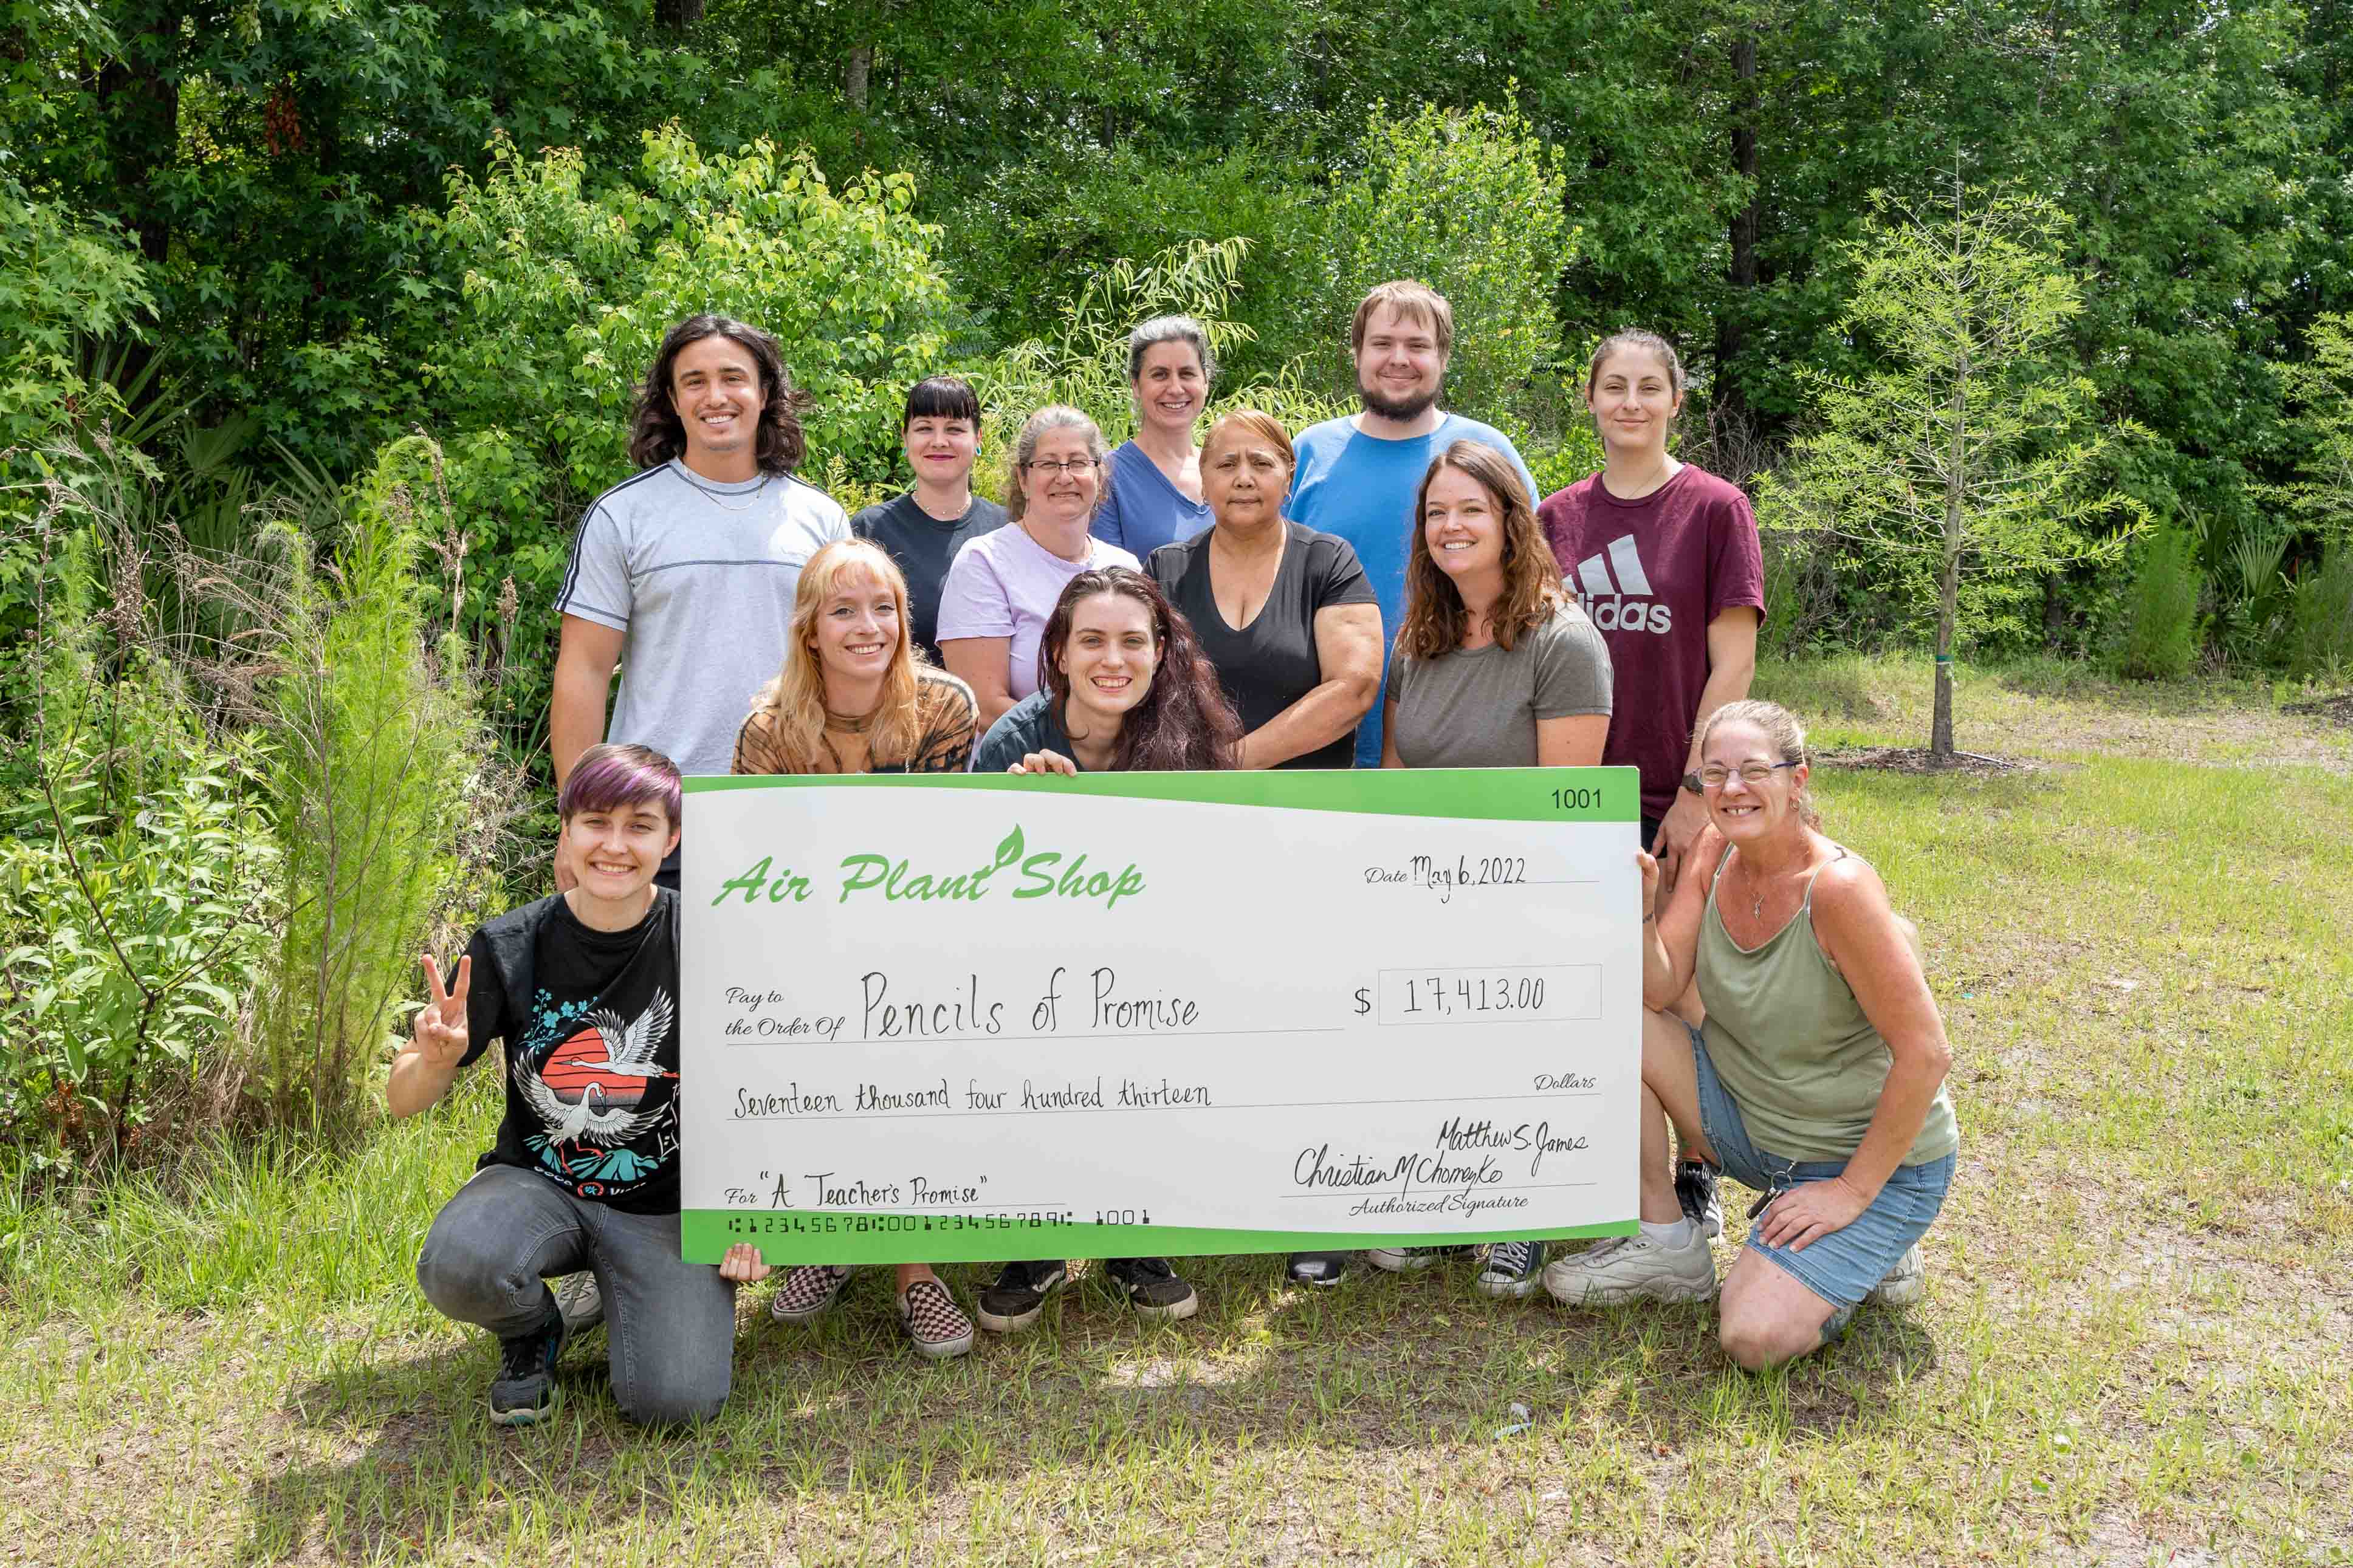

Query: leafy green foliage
left=2115, top=520, right=2204, bottom=680
left=0, top=180, right=153, bottom=451
left=2286, top=538, right=2353, bottom=680
left=1316, top=101, right=1572, bottom=423
left=2271, top=313, right=2353, bottom=547
left=938, top=142, right=1332, bottom=385
left=251, top=440, right=484, bottom=1133
left=412, top=129, right=953, bottom=495
left=974, top=238, right=1352, bottom=498
left=5, top=0, right=713, bottom=471
left=0, top=531, right=276, bottom=1169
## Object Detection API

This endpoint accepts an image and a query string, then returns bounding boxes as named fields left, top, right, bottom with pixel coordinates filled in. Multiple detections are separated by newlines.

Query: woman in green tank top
left=1543, top=700, right=1960, bottom=1370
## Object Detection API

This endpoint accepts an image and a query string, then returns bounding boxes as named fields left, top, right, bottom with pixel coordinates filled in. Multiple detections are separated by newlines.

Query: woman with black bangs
left=969, top=567, right=1241, bottom=1331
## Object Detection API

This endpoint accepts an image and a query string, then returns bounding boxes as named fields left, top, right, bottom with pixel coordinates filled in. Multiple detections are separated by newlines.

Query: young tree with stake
left=1759, top=182, right=2143, bottom=761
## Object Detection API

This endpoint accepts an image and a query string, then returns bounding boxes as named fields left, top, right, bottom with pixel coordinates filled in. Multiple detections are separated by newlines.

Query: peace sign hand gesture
left=413, top=953, right=473, bottom=1070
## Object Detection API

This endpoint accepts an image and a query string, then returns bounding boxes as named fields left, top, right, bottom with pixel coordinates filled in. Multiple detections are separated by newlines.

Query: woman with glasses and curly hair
left=1544, top=700, right=1959, bottom=1372
left=938, top=406, right=1139, bottom=733
left=968, top=566, right=1242, bottom=1332
left=729, top=537, right=981, bottom=1358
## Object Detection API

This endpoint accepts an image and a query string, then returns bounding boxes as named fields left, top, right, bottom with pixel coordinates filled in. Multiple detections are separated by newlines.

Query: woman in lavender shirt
left=938, top=406, right=1139, bottom=732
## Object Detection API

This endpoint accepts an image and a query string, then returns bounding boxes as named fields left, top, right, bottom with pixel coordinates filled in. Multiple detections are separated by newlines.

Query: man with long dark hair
left=551, top=313, right=849, bottom=860
left=543, top=315, right=847, bottom=1339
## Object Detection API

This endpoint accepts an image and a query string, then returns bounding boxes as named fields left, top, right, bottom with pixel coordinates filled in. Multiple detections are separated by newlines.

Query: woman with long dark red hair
left=969, top=567, right=1241, bottom=1332
left=970, top=566, right=1242, bottom=774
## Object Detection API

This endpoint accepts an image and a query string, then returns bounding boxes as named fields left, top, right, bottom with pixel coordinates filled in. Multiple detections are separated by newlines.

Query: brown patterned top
left=731, top=665, right=977, bottom=776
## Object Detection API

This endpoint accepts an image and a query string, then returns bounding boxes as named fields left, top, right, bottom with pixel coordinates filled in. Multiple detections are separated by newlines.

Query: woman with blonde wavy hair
left=729, top=536, right=980, bottom=1357
left=733, top=538, right=977, bottom=777
left=1312, top=438, right=1614, bottom=1296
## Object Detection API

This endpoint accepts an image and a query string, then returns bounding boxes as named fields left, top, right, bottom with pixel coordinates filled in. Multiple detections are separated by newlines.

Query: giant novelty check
left=678, top=769, right=1643, bottom=1264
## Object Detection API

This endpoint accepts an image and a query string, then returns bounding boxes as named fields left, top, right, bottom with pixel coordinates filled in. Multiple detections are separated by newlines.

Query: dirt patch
left=1815, top=745, right=2039, bottom=777
left=2286, top=693, right=2353, bottom=727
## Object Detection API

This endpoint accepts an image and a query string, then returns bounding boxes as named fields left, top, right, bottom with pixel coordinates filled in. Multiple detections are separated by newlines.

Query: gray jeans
left=416, top=1164, right=737, bottom=1426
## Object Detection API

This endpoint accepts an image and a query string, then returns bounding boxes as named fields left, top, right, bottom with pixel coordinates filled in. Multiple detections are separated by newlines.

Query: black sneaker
left=1675, top=1160, right=1723, bottom=1239
left=1287, top=1251, right=1351, bottom=1287
left=489, top=1307, right=568, bottom=1427
left=974, top=1259, right=1068, bottom=1333
left=1103, top=1256, right=1198, bottom=1321
left=1475, top=1240, right=1545, bottom=1299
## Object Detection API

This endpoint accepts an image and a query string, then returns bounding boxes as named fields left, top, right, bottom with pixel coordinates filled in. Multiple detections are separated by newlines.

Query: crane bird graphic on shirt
left=517, top=987, right=678, bottom=1184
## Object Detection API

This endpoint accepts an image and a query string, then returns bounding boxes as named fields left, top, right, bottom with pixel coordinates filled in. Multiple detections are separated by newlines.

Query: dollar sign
left=1353, top=987, right=1372, bottom=1016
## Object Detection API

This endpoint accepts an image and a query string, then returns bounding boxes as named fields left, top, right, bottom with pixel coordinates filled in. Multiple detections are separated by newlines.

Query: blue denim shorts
left=1686, top=1021, right=1954, bottom=1312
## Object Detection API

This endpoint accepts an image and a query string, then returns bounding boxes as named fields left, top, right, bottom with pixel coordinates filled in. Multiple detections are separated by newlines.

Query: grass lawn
left=3, top=656, right=2349, bottom=1566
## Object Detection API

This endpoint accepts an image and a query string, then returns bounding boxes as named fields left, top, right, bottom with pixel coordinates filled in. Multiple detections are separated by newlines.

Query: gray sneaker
left=1863, top=1244, right=1925, bottom=1307
left=552, top=1272, right=604, bottom=1335
left=1542, top=1229, right=1717, bottom=1307
left=1365, top=1245, right=1473, bottom=1272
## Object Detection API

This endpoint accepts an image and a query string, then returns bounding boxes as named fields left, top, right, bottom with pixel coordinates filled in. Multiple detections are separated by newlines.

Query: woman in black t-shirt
left=1145, top=410, right=1382, bottom=769
left=969, top=568, right=1241, bottom=1332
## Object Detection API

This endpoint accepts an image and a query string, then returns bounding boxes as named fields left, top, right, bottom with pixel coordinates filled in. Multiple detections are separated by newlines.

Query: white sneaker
left=1542, top=1230, right=1717, bottom=1306
left=1364, top=1246, right=1448, bottom=1273
left=552, top=1271, right=604, bottom=1333
left=1863, top=1244, right=1925, bottom=1307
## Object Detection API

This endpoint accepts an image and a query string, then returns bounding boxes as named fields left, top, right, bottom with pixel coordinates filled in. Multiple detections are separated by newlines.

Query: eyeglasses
left=1025, top=457, right=1100, bottom=476
left=1699, top=761, right=1801, bottom=789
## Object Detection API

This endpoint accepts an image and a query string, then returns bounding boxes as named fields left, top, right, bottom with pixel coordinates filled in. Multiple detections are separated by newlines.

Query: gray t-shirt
left=555, top=459, right=851, bottom=776
left=1387, top=600, right=1614, bottom=769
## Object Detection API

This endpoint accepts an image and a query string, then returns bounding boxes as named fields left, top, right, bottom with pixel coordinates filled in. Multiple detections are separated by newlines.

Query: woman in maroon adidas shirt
left=1536, top=331, right=1765, bottom=898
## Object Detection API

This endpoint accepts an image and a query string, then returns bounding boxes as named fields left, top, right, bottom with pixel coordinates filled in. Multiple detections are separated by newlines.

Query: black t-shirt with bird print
left=458, top=889, right=681, bottom=1215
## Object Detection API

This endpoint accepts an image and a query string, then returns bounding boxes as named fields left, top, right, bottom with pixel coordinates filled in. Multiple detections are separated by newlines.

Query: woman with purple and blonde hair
left=393, top=742, right=777, bottom=1428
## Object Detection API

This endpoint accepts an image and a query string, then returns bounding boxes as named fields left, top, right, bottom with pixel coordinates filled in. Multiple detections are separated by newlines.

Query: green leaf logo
left=994, top=826, right=1025, bottom=869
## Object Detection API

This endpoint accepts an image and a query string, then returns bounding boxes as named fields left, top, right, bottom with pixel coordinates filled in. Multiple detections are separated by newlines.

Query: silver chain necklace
left=680, top=470, right=771, bottom=512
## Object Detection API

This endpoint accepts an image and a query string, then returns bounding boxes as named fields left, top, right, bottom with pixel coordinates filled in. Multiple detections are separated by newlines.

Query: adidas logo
left=1573, top=534, right=1673, bottom=634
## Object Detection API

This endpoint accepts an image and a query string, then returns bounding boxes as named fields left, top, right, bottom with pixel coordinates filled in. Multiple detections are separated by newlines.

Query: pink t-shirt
left=1537, top=465, right=1765, bottom=821
left=935, top=522, right=1139, bottom=702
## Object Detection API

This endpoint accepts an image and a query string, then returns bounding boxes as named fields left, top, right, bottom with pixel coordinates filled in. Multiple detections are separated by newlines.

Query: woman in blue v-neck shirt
left=1091, top=316, right=1216, bottom=560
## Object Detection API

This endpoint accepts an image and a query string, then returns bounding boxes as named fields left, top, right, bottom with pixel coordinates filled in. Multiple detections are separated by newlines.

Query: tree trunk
left=96, top=9, right=180, bottom=267
left=92, top=7, right=182, bottom=405
left=845, top=43, right=873, bottom=109
left=1713, top=27, right=1762, bottom=425
left=656, top=0, right=705, bottom=29
left=1934, top=378, right=1967, bottom=762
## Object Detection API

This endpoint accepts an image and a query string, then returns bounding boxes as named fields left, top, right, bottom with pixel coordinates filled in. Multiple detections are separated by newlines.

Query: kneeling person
left=393, top=744, right=769, bottom=1426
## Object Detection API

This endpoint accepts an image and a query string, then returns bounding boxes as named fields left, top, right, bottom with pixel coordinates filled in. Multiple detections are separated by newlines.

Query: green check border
left=684, top=764, right=1641, bottom=824
left=683, top=1212, right=1639, bottom=1265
